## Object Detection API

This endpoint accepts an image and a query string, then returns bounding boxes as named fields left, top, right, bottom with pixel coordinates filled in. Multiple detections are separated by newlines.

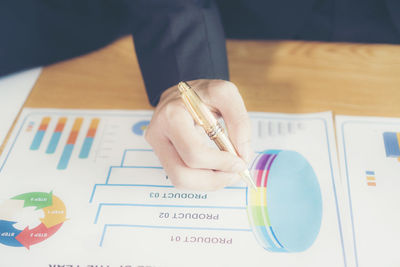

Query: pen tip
left=240, top=169, right=257, bottom=190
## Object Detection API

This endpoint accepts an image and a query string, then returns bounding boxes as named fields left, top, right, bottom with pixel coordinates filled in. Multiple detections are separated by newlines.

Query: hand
left=145, top=79, right=251, bottom=191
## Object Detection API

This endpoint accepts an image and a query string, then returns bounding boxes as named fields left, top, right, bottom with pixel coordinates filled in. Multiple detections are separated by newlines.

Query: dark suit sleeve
left=131, top=0, right=229, bottom=106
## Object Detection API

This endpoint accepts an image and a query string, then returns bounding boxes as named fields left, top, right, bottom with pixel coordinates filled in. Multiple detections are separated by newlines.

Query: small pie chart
left=132, top=120, right=150, bottom=136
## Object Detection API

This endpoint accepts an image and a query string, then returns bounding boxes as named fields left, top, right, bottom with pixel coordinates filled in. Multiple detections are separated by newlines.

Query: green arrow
left=12, top=192, right=53, bottom=210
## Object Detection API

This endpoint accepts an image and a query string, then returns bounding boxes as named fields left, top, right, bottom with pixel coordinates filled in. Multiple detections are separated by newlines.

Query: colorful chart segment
left=249, top=152, right=283, bottom=250
left=46, top=117, right=67, bottom=154
left=30, top=117, right=50, bottom=150
left=247, top=150, right=323, bottom=252
left=132, top=120, right=149, bottom=136
left=29, top=116, right=100, bottom=170
left=383, top=132, right=400, bottom=161
left=366, top=170, right=376, bottom=187
left=79, top=118, right=99, bottom=159
left=0, top=192, right=66, bottom=249
left=58, top=118, right=83, bottom=170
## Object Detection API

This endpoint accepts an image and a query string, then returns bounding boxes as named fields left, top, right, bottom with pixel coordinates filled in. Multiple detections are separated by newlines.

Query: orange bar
left=366, top=176, right=376, bottom=181
left=67, top=131, right=79, bottom=145
left=55, top=117, right=67, bottom=132
left=86, top=118, right=100, bottom=138
left=38, top=117, right=51, bottom=131
left=87, top=128, right=97, bottom=138
left=367, top=182, right=376, bottom=186
left=66, top=118, right=83, bottom=144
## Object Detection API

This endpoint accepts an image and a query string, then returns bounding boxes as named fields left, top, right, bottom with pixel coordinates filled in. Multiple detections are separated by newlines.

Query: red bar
left=38, top=117, right=51, bottom=131
left=55, top=117, right=67, bottom=132
left=256, top=169, right=263, bottom=187
left=86, top=128, right=97, bottom=138
left=67, top=131, right=79, bottom=145
left=263, top=170, right=270, bottom=187
left=86, top=118, right=99, bottom=138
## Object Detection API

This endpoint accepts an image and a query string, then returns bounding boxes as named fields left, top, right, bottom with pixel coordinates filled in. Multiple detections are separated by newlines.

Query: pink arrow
left=15, top=222, right=63, bottom=249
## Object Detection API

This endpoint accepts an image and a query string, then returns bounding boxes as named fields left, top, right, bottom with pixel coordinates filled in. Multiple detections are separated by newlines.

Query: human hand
left=145, top=79, right=251, bottom=191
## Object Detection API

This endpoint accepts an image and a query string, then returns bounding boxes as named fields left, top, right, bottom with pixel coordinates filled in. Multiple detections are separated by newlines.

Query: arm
left=131, top=1, right=252, bottom=191
left=131, top=0, right=229, bottom=106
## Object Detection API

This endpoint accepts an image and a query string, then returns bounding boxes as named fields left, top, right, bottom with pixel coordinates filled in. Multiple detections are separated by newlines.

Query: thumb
left=209, top=83, right=252, bottom=163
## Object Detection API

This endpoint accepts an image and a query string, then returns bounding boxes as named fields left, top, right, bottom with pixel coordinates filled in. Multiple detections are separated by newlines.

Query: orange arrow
left=40, top=195, right=67, bottom=228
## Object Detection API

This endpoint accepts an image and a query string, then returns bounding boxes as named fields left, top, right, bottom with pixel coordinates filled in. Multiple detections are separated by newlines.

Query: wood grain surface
left=25, top=36, right=400, bottom=116
left=1, top=36, right=400, bottom=153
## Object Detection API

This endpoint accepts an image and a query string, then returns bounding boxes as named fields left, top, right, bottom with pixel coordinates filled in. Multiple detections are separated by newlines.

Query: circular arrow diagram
left=0, top=191, right=66, bottom=249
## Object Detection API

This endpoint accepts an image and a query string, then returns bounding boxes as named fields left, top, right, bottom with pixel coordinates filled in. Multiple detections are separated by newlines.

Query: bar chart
left=383, top=132, right=400, bottom=161
left=28, top=116, right=100, bottom=170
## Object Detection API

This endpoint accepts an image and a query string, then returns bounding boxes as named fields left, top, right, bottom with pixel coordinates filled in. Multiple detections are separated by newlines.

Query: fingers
left=145, top=80, right=251, bottom=191
left=165, top=105, right=247, bottom=173
left=206, top=82, right=252, bottom=163
left=149, top=133, right=240, bottom=191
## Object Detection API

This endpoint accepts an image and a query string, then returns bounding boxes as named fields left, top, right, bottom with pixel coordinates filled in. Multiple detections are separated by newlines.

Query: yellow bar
left=366, top=176, right=376, bottom=181
left=59, top=117, right=67, bottom=124
left=42, top=117, right=51, bottom=125
left=90, top=118, right=100, bottom=129
left=72, top=118, right=83, bottom=131
left=250, top=187, right=266, bottom=206
left=397, top=132, right=400, bottom=151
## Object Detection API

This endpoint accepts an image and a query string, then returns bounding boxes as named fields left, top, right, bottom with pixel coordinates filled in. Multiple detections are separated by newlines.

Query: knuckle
left=221, top=81, right=239, bottom=94
left=211, top=83, right=242, bottom=106
left=232, top=112, right=251, bottom=129
left=168, top=171, right=187, bottom=190
left=144, top=126, right=152, bottom=143
left=182, top=149, right=202, bottom=168
left=169, top=176, right=184, bottom=190
left=164, top=101, right=184, bottom=121
left=225, top=80, right=239, bottom=91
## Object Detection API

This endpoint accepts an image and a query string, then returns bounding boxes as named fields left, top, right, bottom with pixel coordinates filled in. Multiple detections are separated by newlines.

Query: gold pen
left=177, top=81, right=257, bottom=189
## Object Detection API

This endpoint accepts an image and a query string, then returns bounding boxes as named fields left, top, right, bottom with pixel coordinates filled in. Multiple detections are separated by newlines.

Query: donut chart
left=0, top=192, right=66, bottom=249
left=247, top=150, right=323, bottom=252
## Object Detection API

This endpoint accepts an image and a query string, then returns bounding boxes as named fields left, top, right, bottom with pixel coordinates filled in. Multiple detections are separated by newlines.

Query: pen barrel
left=208, top=123, right=238, bottom=156
left=179, top=84, right=218, bottom=129
left=178, top=81, right=238, bottom=156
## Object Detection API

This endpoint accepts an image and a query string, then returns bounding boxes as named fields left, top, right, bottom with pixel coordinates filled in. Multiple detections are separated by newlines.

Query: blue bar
left=57, top=144, right=74, bottom=170
left=46, top=132, right=62, bottom=154
left=383, top=132, right=400, bottom=157
left=79, top=137, right=94, bottom=159
left=365, top=171, right=375, bottom=175
left=30, top=131, right=45, bottom=150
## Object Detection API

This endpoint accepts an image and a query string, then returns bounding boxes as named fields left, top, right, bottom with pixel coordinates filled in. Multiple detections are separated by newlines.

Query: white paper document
left=0, top=68, right=42, bottom=146
left=0, top=108, right=347, bottom=266
left=336, top=115, right=400, bottom=267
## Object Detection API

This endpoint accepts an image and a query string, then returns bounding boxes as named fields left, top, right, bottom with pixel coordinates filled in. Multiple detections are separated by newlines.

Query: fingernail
left=240, top=147, right=251, bottom=164
left=232, top=160, right=247, bottom=173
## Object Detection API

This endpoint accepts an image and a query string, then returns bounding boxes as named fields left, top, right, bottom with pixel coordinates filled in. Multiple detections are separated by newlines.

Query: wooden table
left=2, top=36, right=400, bottom=152
left=26, top=36, right=400, bottom=115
